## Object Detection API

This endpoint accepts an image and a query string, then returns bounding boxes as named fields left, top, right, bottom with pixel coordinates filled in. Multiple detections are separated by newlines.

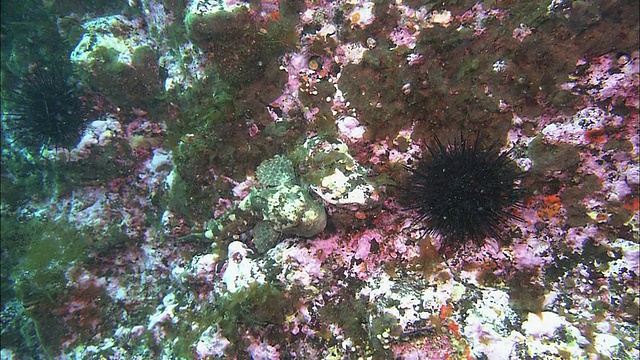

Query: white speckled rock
left=71, top=15, right=154, bottom=68
left=222, top=241, right=264, bottom=293
left=301, top=136, right=381, bottom=208
left=240, top=185, right=326, bottom=238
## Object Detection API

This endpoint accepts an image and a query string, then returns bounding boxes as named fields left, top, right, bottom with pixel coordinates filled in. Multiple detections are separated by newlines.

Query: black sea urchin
left=3, top=63, right=84, bottom=151
left=402, top=134, right=523, bottom=251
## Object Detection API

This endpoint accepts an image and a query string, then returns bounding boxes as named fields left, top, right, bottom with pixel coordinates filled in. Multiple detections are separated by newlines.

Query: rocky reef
left=0, top=0, right=638, bottom=359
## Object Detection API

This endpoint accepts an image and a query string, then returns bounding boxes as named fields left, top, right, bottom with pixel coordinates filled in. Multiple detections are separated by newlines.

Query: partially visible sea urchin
left=402, top=133, right=523, bottom=251
left=3, top=63, right=84, bottom=151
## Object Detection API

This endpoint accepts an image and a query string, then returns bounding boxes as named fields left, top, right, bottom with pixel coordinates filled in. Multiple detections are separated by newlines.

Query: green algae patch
left=80, top=45, right=165, bottom=108
left=184, top=0, right=298, bottom=88
left=215, top=282, right=295, bottom=352
left=1, top=215, right=94, bottom=355
left=71, top=15, right=166, bottom=109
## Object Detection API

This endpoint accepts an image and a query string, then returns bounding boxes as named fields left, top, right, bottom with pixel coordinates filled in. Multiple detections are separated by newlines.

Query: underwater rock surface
left=0, top=0, right=638, bottom=359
